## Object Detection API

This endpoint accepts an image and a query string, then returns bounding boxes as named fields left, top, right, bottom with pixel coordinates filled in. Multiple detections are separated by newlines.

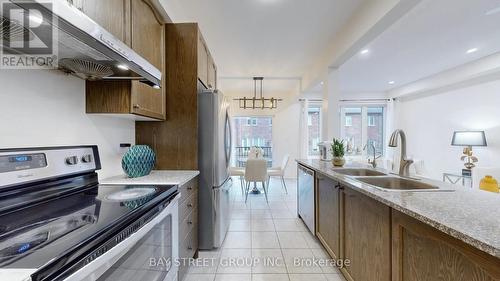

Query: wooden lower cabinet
left=392, top=210, right=500, bottom=281
left=178, top=177, right=199, bottom=281
left=341, top=188, right=391, bottom=281
left=316, top=173, right=341, bottom=259
left=312, top=174, right=500, bottom=281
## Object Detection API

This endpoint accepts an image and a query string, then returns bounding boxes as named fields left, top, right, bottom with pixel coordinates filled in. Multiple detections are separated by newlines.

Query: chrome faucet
left=388, top=129, right=413, bottom=177
left=363, top=142, right=381, bottom=168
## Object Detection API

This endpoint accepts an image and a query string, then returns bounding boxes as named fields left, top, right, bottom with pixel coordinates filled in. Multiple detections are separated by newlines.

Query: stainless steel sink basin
left=355, top=176, right=439, bottom=191
left=332, top=168, right=387, bottom=177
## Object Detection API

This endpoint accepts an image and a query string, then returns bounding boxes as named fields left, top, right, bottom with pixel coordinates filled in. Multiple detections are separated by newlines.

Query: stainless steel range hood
left=0, top=0, right=161, bottom=87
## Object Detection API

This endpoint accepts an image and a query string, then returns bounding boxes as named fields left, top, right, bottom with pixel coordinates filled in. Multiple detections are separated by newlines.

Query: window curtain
left=298, top=99, right=309, bottom=159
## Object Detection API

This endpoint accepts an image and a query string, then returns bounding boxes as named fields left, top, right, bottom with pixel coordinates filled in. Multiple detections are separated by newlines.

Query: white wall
left=0, top=70, right=135, bottom=179
left=396, top=79, right=500, bottom=180
left=230, top=99, right=300, bottom=179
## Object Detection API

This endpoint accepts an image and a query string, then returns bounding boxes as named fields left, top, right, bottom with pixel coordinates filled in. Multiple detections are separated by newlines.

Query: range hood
left=0, top=0, right=161, bottom=87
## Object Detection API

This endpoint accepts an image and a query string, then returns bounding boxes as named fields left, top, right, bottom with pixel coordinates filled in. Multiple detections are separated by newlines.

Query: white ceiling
left=161, top=0, right=366, bottom=96
left=339, top=0, right=500, bottom=94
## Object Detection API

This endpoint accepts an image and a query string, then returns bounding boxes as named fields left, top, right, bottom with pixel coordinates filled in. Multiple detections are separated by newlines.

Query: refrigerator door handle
left=224, top=110, right=232, bottom=167
left=212, top=177, right=232, bottom=218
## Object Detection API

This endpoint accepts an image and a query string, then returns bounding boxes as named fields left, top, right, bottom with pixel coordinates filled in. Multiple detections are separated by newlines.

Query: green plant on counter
left=331, top=138, right=345, bottom=157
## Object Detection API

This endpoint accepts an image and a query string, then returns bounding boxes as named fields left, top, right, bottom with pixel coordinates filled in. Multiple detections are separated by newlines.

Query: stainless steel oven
left=0, top=146, right=180, bottom=281
left=66, top=195, right=180, bottom=281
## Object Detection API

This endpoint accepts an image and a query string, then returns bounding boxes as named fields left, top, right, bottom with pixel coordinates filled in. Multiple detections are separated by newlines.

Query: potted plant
left=331, top=138, right=346, bottom=167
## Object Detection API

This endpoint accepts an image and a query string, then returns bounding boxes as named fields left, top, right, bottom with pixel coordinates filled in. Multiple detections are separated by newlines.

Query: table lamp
left=451, top=131, right=487, bottom=173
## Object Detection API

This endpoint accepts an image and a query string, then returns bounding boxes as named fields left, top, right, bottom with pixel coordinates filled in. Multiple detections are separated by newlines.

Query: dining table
left=239, top=150, right=273, bottom=194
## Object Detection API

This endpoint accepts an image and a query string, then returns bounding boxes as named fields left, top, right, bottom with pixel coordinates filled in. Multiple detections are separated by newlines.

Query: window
left=345, top=116, right=353, bottom=127
left=368, top=115, right=375, bottom=127
left=307, top=103, right=322, bottom=156
left=366, top=107, right=384, bottom=155
left=340, top=106, right=385, bottom=156
left=233, top=116, right=273, bottom=167
left=246, top=118, right=258, bottom=126
left=341, top=107, right=362, bottom=155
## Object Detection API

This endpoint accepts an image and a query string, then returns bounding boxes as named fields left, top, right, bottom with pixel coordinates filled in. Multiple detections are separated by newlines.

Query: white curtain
left=298, top=99, right=309, bottom=159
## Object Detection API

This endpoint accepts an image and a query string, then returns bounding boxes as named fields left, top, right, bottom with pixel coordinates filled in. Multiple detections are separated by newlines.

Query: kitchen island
left=297, top=159, right=500, bottom=281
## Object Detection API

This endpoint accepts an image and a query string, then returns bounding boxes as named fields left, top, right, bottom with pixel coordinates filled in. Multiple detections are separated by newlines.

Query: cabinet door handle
left=133, top=104, right=141, bottom=109
left=187, top=186, right=193, bottom=190
left=187, top=221, right=193, bottom=225
left=187, top=245, right=193, bottom=250
left=187, top=203, right=193, bottom=208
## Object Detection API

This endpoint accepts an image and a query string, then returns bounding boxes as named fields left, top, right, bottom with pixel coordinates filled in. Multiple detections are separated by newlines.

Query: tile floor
left=184, top=177, right=346, bottom=281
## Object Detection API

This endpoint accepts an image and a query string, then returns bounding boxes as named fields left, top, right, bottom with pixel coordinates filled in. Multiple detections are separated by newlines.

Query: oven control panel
left=0, top=153, right=47, bottom=173
left=0, top=146, right=101, bottom=188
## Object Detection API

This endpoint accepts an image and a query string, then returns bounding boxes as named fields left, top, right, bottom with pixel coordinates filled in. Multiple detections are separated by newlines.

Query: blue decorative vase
left=121, top=145, right=156, bottom=178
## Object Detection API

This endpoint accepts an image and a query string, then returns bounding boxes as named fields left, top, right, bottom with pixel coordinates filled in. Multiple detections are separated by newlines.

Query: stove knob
left=65, top=156, right=78, bottom=165
left=81, top=154, right=93, bottom=163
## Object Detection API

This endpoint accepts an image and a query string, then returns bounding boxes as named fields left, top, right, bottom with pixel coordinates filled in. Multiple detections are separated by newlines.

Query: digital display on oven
left=0, top=153, right=47, bottom=173
left=9, top=156, right=32, bottom=163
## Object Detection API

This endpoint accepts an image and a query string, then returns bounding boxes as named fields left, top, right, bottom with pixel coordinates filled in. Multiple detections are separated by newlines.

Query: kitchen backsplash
left=0, top=69, right=135, bottom=179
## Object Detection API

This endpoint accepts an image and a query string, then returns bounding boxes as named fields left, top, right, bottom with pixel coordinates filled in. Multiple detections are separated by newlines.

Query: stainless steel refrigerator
left=198, top=83, right=233, bottom=249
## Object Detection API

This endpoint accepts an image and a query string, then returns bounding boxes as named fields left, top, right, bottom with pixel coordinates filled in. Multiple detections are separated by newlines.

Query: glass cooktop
left=0, top=183, right=177, bottom=272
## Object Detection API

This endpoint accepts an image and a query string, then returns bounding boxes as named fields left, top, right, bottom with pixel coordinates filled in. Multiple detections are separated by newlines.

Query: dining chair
left=267, top=154, right=290, bottom=194
left=244, top=159, right=269, bottom=203
left=229, top=167, right=245, bottom=195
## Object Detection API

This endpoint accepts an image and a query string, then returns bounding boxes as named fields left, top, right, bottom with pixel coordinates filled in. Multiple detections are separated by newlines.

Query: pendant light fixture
left=234, top=77, right=283, bottom=109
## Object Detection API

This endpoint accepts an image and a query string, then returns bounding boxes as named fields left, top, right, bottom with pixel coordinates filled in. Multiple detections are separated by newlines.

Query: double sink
left=332, top=168, right=442, bottom=191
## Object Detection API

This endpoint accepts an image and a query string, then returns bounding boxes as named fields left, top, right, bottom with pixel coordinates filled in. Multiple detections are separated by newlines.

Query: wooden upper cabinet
left=207, top=55, right=217, bottom=90
left=341, top=188, right=391, bottom=281
left=197, top=34, right=209, bottom=88
left=130, top=0, right=163, bottom=70
left=77, top=0, right=130, bottom=44
left=316, top=174, right=340, bottom=259
left=82, top=0, right=166, bottom=120
left=130, top=0, right=165, bottom=119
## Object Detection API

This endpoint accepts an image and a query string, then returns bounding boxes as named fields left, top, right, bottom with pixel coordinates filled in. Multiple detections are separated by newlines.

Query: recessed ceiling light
left=360, top=49, right=370, bottom=55
left=320, top=81, right=324, bottom=85
left=388, top=81, right=395, bottom=85
left=466, top=48, right=478, bottom=54
left=117, top=64, right=129, bottom=71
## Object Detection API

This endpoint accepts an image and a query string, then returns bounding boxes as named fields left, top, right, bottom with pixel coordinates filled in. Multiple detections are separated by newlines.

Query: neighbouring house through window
left=246, top=117, right=258, bottom=126
left=340, top=105, right=385, bottom=157
left=345, top=116, right=353, bottom=127
left=307, top=103, right=322, bottom=156
left=232, top=116, right=273, bottom=167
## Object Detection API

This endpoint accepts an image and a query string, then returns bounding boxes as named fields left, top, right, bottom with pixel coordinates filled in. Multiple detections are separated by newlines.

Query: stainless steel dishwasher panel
left=297, top=164, right=315, bottom=234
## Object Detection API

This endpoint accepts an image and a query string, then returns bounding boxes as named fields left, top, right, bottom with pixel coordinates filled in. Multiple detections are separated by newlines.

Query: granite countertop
left=101, top=170, right=199, bottom=186
left=296, top=159, right=500, bottom=259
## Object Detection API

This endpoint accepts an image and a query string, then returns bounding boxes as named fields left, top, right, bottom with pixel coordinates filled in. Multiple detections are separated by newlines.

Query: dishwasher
left=297, top=164, right=315, bottom=233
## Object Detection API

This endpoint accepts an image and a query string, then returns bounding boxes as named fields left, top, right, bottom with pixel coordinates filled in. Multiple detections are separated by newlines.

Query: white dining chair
left=229, top=167, right=245, bottom=195
left=244, top=159, right=269, bottom=203
left=267, top=154, right=290, bottom=194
